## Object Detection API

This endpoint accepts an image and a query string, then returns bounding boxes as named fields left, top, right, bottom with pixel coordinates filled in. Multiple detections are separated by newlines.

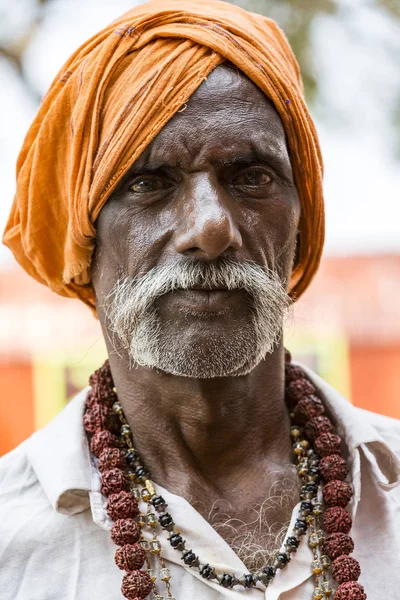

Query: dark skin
left=92, top=64, right=301, bottom=551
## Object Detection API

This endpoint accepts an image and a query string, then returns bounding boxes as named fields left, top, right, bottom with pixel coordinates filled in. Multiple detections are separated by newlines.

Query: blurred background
left=1, top=0, right=399, bottom=456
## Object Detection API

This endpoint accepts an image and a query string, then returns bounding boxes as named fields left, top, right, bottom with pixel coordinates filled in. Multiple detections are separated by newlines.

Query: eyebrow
left=215, top=146, right=287, bottom=169
left=214, top=140, right=293, bottom=181
left=133, top=138, right=292, bottom=179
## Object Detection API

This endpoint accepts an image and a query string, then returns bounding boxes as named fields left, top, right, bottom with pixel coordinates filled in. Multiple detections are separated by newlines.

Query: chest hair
left=190, top=468, right=300, bottom=572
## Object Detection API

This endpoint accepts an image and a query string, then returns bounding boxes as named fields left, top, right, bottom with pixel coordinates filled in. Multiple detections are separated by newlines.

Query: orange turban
left=3, top=0, right=324, bottom=314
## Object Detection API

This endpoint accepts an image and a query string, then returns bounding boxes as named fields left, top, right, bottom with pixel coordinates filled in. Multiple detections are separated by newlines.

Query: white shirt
left=1, top=366, right=400, bottom=600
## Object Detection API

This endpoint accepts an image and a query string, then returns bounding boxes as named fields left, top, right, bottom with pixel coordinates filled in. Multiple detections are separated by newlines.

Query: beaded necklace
left=83, top=353, right=367, bottom=600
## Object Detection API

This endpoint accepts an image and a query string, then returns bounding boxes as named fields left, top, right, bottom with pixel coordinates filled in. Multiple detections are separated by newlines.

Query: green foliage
left=229, top=0, right=400, bottom=154
left=229, top=0, right=337, bottom=104
left=377, top=0, right=400, bottom=18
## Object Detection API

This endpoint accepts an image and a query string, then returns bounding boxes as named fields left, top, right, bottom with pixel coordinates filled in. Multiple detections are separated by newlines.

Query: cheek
left=124, top=208, right=175, bottom=274
left=92, top=194, right=176, bottom=296
left=92, top=202, right=129, bottom=285
left=241, top=195, right=300, bottom=272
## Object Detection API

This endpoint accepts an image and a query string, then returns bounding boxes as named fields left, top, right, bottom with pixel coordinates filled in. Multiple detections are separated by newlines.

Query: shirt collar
left=26, top=366, right=400, bottom=516
left=27, top=386, right=92, bottom=515
left=301, top=364, right=400, bottom=492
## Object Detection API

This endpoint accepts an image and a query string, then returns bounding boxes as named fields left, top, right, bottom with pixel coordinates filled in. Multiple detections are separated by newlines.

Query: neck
left=107, top=343, right=293, bottom=505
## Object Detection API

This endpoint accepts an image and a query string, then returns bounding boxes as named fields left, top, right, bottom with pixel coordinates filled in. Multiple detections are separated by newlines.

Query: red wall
left=0, top=362, right=34, bottom=455
left=1, top=348, right=400, bottom=457
left=350, top=345, right=400, bottom=419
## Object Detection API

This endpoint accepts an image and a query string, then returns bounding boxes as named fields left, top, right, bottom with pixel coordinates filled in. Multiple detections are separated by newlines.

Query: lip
left=189, top=285, right=230, bottom=290
left=168, top=288, right=241, bottom=312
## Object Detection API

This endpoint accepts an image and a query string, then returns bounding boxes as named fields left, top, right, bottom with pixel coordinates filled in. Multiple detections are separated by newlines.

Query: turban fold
left=3, top=0, right=324, bottom=314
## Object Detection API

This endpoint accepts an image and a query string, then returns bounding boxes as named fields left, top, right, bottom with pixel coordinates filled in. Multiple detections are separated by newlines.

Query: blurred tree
left=378, top=0, right=400, bottom=18
left=0, top=0, right=399, bottom=150
left=231, top=0, right=337, bottom=104
left=0, top=0, right=49, bottom=104
left=232, top=0, right=400, bottom=154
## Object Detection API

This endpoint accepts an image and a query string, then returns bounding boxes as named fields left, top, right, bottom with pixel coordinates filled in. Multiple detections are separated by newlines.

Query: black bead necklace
left=85, top=352, right=366, bottom=599
left=108, top=366, right=325, bottom=591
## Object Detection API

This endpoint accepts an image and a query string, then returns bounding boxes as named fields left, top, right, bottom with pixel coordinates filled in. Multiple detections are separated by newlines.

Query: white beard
left=104, top=258, right=291, bottom=378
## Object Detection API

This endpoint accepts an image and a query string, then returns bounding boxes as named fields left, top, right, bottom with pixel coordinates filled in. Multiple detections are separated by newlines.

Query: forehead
left=133, top=63, right=289, bottom=168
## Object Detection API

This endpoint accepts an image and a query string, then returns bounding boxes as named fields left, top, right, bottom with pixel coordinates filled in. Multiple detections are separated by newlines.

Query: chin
left=128, top=320, right=279, bottom=379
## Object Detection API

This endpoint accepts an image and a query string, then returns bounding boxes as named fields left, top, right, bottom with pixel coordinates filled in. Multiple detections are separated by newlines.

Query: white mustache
left=107, top=258, right=287, bottom=318
left=104, top=258, right=291, bottom=377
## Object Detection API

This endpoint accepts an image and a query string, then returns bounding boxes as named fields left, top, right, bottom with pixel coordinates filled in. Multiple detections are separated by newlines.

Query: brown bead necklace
left=83, top=353, right=367, bottom=600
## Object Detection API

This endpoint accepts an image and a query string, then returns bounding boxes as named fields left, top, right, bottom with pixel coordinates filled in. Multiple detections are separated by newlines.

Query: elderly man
left=1, top=1, right=399, bottom=599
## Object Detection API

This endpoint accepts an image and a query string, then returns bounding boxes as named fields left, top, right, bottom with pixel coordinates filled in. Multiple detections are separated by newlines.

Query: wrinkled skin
left=92, top=64, right=301, bottom=554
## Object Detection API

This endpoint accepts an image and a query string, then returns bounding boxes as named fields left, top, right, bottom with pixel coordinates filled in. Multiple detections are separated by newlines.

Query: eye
left=232, top=168, right=272, bottom=188
left=129, top=176, right=170, bottom=194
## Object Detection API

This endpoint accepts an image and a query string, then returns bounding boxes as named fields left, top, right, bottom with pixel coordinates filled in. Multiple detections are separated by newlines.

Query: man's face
left=92, top=64, right=300, bottom=378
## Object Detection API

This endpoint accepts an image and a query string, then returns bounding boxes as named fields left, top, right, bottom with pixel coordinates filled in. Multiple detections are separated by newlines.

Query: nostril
left=174, top=210, right=242, bottom=259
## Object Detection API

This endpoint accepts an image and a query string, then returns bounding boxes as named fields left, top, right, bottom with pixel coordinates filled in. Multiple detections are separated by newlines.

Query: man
left=1, top=1, right=399, bottom=599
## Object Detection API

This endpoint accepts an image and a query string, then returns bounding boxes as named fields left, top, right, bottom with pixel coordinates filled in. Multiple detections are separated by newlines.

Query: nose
left=174, top=174, right=242, bottom=261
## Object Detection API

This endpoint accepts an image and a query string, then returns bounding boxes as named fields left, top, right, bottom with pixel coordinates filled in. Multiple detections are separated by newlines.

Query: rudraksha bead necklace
left=83, top=353, right=367, bottom=600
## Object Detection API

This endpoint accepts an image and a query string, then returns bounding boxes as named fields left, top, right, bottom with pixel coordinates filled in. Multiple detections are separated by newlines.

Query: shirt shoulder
left=0, top=438, right=38, bottom=508
left=0, top=439, right=59, bottom=546
left=0, top=440, right=54, bottom=591
left=0, top=437, right=111, bottom=599
left=352, top=406, right=400, bottom=455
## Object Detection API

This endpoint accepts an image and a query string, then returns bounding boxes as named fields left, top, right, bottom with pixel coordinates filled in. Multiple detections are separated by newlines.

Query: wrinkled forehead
left=132, top=63, right=290, bottom=170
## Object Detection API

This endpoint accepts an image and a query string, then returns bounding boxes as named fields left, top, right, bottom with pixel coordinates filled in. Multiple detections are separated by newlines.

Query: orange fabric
left=3, top=0, right=324, bottom=314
